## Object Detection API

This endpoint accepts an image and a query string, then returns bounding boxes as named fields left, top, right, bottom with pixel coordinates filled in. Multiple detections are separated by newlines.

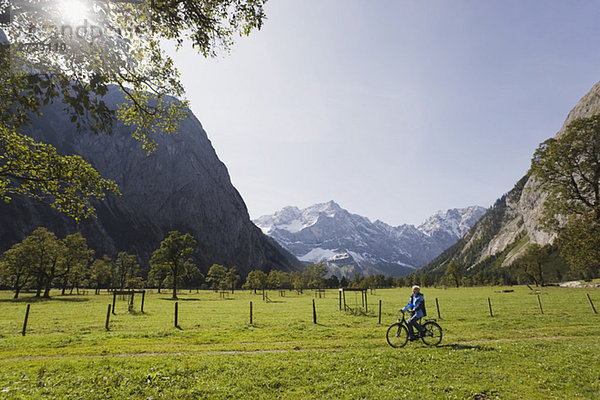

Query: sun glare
left=59, top=0, right=90, bottom=24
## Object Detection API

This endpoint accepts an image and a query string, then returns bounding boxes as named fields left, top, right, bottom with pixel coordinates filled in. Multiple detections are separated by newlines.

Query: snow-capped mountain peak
left=417, top=206, right=487, bottom=238
left=253, top=202, right=485, bottom=277
left=254, top=200, right=342, bottom=234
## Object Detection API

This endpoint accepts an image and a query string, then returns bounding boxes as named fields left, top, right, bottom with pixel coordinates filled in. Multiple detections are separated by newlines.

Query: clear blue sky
left=165, top=0, right=600, bottom=226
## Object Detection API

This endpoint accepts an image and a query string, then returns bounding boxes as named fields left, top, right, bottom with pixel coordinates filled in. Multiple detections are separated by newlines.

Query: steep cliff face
left=0, top=88, right=300, bottom=273
left=423, top=81, right=600, bottom=273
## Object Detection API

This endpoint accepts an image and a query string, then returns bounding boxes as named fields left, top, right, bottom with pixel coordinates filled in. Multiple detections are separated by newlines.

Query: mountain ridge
left=0, top=87, right=301, bottom=274
left=254, top=201, right=486, bottom=277
left=420, top=81, right=600, bottom=277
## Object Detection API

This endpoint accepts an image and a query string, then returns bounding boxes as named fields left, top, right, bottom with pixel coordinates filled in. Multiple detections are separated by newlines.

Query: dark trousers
left=406, top=314, right=423, bottom=337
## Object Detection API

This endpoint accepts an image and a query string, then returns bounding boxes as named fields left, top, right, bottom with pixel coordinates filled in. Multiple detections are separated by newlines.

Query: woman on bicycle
left=403, top=285, right=426, bottom=339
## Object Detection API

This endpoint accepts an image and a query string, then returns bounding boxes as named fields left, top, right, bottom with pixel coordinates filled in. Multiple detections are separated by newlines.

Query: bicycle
left=386, top=309, right=443, bottom=348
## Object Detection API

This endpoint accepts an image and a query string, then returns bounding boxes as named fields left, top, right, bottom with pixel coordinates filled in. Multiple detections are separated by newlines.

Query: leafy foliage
left=530, top=115, right=600, bottom=279
left=206, top=264, right=228, bottom=290
left=225, top=266, right=241, bottom=293
left=90, top=256, right=114, bottom=294
left=0, top=125, right=120, bottom=220
left=113, top=252, right=140, bottom=291
left=0, top=241, right=33, bottom=298
left=18, top=227, right=64, bottom=298
left=557, top=214, right=600, bottom=279
left=149, top=231, right=197, bottom=299
left=242, top=269, right=267, bottom=292
left=58, top=233, right=94, bottom=295
left=0, top=0, right=267, bottom=218
left=511, top=244, right=554, bottom=286
left=531, top=115, right=600, bottom=224
left=444, top=261, right=462, bottom=287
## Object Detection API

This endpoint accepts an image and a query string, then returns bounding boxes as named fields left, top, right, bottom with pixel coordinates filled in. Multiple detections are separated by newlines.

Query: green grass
left=0, top=286, right=599, bottom=399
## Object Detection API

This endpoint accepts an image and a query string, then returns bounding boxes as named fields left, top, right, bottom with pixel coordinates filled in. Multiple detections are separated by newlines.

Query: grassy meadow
left=0, top=286, right=599, bottom=399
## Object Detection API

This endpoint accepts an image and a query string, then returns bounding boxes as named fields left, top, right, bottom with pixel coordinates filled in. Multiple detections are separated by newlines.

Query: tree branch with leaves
left=0, top=0, right=267, bottom=219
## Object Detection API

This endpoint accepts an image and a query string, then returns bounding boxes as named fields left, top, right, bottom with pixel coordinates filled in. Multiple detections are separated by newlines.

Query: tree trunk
left=61, top=264, right=72, bottom=295
left=43, top=282, right=52, bottom=298
left=43, top=261, right=58, bottom=298
left=35, top=276, right=43, bottom=297
left=13, top=275, right=21, bottom=299
left=537, top=263, right=545, bottom=287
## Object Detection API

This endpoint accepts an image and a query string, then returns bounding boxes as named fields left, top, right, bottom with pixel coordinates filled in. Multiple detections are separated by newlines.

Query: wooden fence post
left=174, top=301, right=179, bottom=328
left=112, top=290, right=117, bottom=315
left=342, top=290, right=347, bottom=311
left=128, top=293, right=134, bottom=312
left=435, top=297, right=441, bottom=319
left=378, top=300, right=382, bottom=324
left=141, top=290, right=145, bottom=313
left=339, top=290, right=342, bottom=311
left=587, top=293, right=597, bottom=314
left=22, top=304, right=30, bottom=336
left=105, top=304, right=111, bottom=331
left=250, top=301, right=253, bottom=325
left=488, top=297, right=494, bottom=317
left=537, top=295, right=544, bottom=314
left=312, top=299, right=317, bottom=324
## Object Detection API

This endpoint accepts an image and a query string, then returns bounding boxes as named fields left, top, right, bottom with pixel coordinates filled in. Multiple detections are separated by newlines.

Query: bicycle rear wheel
left=386, top=323, right=409, bottom=348
left=421, top=321, right=442, bottom=346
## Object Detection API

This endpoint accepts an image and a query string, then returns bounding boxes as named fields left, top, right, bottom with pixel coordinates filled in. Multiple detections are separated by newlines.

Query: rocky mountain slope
left=254, top=202, right=485, bottom=277
left=0, top=87, right=300, bottom=274
left=422, top=81, right=600, bottom=275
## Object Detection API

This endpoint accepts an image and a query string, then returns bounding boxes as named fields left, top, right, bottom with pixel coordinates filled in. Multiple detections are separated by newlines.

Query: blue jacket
left=403, top=293, right=425, bottom=319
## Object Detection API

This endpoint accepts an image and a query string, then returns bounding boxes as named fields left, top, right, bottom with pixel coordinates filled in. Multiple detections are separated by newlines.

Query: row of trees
left=0, top=228, right=213, bottom=300
left=0, top=227, right=145, bottom=298
left=409, top=240, right=585, bottom=288
left=1, top=228, right=581, bottom=297
left=0, top=227, right=424, bottom=300
left=2, top=226, right=591, bottom=301
left=242, top=267, right=414, bottom=292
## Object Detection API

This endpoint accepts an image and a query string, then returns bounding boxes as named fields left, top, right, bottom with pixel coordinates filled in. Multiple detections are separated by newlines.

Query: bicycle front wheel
left=421, top=321, right=442, bottom=346
left=386, top=322, right=409, bottom=348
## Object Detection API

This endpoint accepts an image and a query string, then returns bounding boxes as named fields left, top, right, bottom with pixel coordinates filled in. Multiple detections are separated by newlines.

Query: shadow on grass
left=0, top=296, right=90, bottom=303
left=123, top=310, right=148, bottom=316
left=157, top=298, right=203, bottom=302
left=440, top=343, right=495, bottom=351
left=52, top=297, right=91, bottom=303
